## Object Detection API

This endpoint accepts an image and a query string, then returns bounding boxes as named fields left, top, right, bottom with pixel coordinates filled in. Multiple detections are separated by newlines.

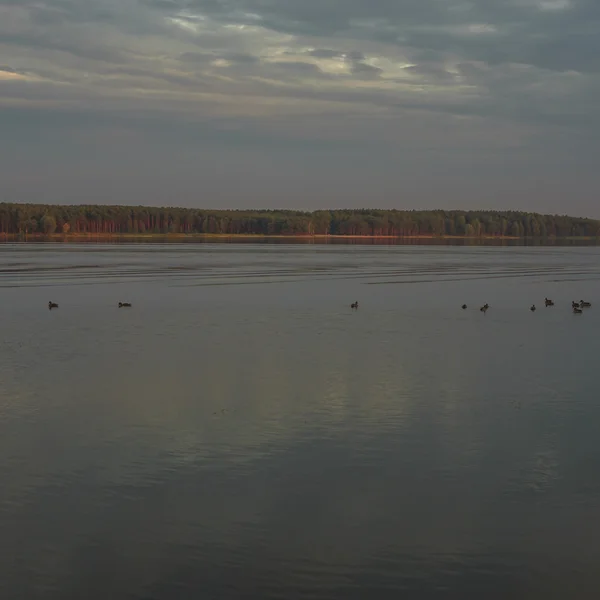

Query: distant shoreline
left=1, top=232, right=598, bottom=242
left=2, top=204, right=598, bottom=239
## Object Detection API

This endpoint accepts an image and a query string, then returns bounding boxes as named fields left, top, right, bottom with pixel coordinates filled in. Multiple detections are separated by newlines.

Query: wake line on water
left=369, top=271, right=600, bottom=285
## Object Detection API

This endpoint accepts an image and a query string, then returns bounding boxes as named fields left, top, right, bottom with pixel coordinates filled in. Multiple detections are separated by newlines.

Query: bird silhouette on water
left=48, top=301, right=58, bottom=310
left=459, top=298, right=592, bottom=316
left=118, top=302, right=132, bottom=308
left=350, top=301, right=359, bottom=309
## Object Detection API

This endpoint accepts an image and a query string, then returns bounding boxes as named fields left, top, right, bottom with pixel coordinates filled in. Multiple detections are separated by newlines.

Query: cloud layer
left=1, top=0, right=599, bottom=213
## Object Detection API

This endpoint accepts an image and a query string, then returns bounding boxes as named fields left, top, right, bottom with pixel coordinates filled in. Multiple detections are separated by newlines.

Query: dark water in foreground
left=1, top=243, right=600, bottom=599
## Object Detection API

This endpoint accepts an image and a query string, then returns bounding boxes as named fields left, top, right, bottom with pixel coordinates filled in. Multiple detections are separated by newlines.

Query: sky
left=1, top=0, right=599, bottom=215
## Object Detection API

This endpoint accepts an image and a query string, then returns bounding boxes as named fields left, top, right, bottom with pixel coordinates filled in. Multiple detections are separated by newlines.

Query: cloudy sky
left=1, top=0, right=599, bottom=214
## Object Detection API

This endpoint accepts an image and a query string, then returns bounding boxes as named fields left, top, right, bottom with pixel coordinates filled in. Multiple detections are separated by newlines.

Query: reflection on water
left=2, top=242, right=600, bottom=289
left=2, top=235, right=600, bottom=247
left=1, top=243, right=600, bottom=599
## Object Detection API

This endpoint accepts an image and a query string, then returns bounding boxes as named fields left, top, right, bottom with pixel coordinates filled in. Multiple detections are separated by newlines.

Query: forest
left=1, top=203, right=599, bottom=238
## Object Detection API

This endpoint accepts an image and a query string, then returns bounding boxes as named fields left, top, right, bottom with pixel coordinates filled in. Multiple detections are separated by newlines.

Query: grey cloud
left=3, top=0, right=122, bottom=26
left=138, top=0, right=179, bottom=9
left=178, top=54, right=333, bottom=85
left=9, top=0, right=600, bottom=76
left=0, top=30, right=128, bottom=65
left=150, top=0, right=482, bottom=35
left=224, top=52, right=261, bottom=65
left=269, top=61, right=329, bottom=78
left=308, top=49, right=345, bottom=59
left=147, top=0, right=600, bottom=74
left=350, top=61, right=383, bottom=79
left=308, top=49, right=365, bottom=61
left=404, top=63, right=456, bottom=83
left=178, top=51, right=215, bottom=64
left=1, top=0, right=600, bottom=214
left=180, top=51, right=259, bottom=65
left=346, top=50, right=366, bottom=61
left=2, top=0, right=598, bottom=120
left=97, top=65, right=210, bottom=89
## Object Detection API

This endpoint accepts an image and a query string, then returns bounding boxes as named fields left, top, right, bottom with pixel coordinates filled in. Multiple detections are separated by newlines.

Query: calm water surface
left=1, top=243, right=600, bottom=599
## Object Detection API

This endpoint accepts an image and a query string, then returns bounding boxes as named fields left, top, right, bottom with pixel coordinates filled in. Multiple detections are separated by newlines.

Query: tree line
left=1, top=203, right=598, bottom=238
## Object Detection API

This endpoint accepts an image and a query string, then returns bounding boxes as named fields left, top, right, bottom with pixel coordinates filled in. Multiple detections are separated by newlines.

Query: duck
left=350, top=301, right=359, bottom=309
left=573, top=306, right=583, bottom=314
left=118, top=302, right=132, bottom=308
left=580, top=300, right=591, bottom=308
left=530, top=304, right=536, bottom=312
left=48, top=301, right=58, bottom=309
left=545, top=298, right=554, bottom=307
left=572, top=301, right=580, bottom=309
left=461, top=304, right=467, bottom=310
left=480, top=303, right=489, bottom=313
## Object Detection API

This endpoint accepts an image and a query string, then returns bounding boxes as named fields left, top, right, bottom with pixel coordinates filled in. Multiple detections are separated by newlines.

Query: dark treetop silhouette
left=1, top=204, right=599, bottom=238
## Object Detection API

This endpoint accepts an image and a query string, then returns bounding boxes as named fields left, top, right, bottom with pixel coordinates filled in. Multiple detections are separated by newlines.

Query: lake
left=1, top=242, right=600, bottom=599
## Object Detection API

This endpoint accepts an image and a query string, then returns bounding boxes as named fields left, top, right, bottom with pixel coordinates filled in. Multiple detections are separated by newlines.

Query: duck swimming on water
left=530, top=304, right=536, bottom=312
left=350, top=301, right=359, bottom=309
left=580, top=300, right=591, bottom=308
left=545, top=298, right=554, bottom=307
left=48, top=301, right=58, bottom=309
left=118, top=302, right=132, bottom=308
left=462, top=304, right=467, bottom=310
left=573, top=306, right=583, bottom=314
